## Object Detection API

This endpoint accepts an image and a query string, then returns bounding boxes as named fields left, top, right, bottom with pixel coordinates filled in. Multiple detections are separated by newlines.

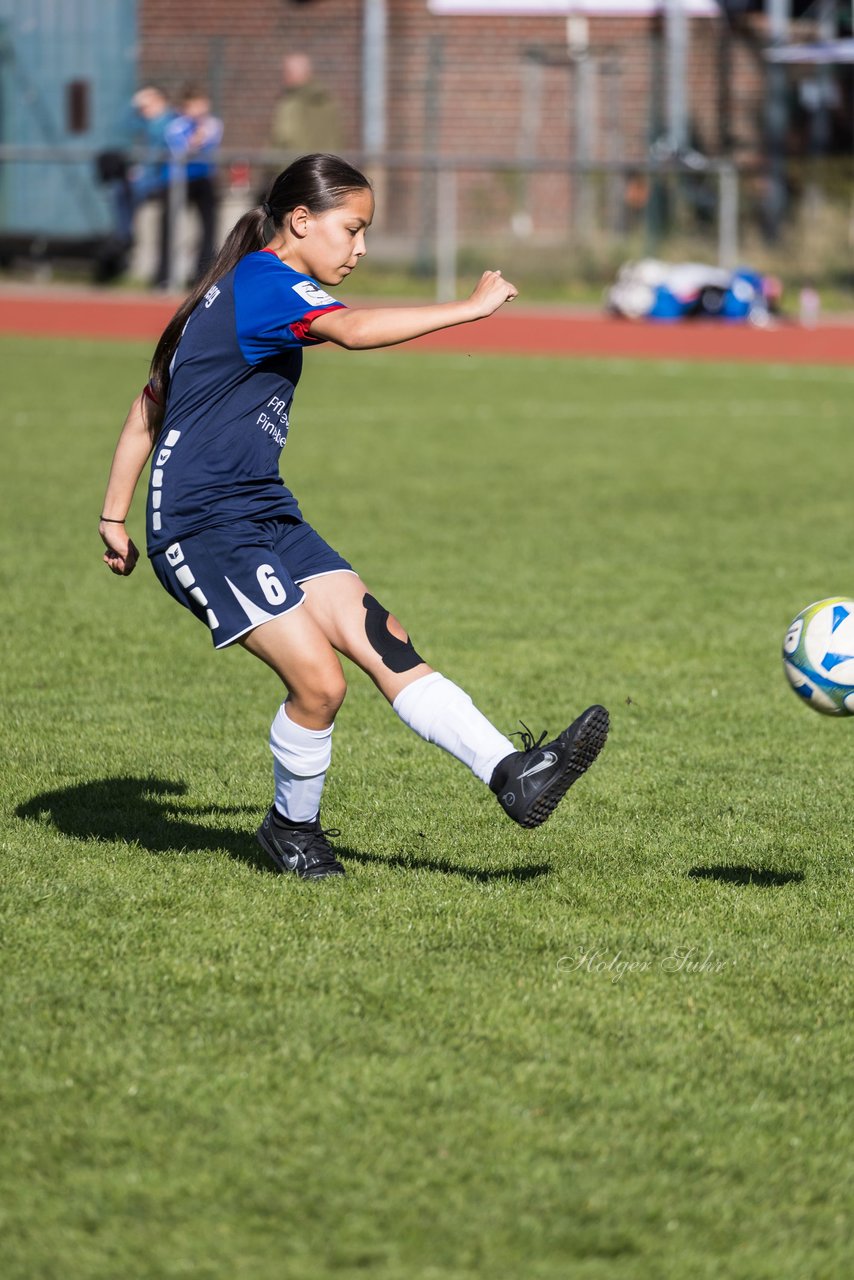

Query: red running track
left=0, top=289, right=851, bottom=365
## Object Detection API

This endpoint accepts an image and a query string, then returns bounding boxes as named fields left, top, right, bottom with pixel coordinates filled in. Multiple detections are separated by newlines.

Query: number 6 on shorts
left=256, top=563, right=287, bottom=605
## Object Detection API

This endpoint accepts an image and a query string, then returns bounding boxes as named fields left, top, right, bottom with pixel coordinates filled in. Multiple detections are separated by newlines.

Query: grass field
left=1, top=335, right=852, bottom=1279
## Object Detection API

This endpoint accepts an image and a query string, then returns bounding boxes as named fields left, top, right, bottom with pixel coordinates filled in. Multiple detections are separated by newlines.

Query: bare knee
left=288, top=672, right=347, bottom=727
left=317, top=674, right=347, bottom=720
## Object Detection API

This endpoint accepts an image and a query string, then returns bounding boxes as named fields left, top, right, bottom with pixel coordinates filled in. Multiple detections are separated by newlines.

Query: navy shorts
left=150, top=516, right=355, bottom=648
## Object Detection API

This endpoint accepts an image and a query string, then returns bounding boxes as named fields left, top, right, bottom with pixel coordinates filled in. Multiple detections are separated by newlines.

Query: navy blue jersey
left=146, top=250, right=344, bottom=555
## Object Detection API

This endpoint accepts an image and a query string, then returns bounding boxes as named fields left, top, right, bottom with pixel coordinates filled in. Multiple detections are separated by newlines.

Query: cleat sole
left=519, top=704, right=609, bottom=829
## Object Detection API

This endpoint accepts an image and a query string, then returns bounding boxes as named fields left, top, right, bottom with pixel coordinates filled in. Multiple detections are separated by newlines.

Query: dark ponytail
left=146, top=206, right=268, bottom=439
left=145, top=152, right=371, bottom=440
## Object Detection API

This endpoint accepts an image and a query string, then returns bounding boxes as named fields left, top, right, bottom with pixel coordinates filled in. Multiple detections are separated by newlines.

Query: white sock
left=392, top=671, right=515, bottom=785
left=269, top=703, right=333, bottom=823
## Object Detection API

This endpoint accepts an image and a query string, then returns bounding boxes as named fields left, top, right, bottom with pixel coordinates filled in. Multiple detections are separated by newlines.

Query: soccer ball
left=783, top=597, right=854, bottom=716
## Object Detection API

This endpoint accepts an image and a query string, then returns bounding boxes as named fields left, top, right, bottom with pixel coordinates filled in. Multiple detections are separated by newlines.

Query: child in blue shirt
left=165, top=87, right=224, bottom=282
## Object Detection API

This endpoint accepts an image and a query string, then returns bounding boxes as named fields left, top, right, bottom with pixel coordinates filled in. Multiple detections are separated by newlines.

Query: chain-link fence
left=1, top=144, right=852, bottom=301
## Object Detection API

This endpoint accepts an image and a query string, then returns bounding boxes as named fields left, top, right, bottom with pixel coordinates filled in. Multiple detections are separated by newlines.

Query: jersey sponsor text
left=292, top=280, right=337, bottom=308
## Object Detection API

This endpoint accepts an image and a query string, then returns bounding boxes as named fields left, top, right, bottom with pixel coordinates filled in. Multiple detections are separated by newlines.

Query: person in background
left=98, top=85, right=176, bottom=284
left=270, top=53, right=341, bottom=153
left=166, top=87, right=224, bottom=284
left=262, top=53, right=341, bottom=192
left=130, top=86, right=179, bottom=289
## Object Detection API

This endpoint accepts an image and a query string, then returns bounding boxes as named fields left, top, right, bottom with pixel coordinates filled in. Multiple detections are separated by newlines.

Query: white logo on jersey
left=204, top=284, right=221, bottom=309
left=292, top=280, right=337, bottom=308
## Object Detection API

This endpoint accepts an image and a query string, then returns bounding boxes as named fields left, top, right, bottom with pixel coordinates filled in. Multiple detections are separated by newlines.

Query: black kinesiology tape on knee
left=363, top=593, right=425, bottom=673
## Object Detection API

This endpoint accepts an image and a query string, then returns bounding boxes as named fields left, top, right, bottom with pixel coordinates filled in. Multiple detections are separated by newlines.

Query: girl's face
left=286, top=189, right=374, bottom=287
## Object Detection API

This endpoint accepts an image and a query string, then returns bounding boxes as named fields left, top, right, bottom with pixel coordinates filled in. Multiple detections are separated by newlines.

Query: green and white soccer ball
left=783, top=597, right=854, bottom=716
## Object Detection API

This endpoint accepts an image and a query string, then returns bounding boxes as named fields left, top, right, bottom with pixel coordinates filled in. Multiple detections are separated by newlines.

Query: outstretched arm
left=309, top=269, right=518, bottom=350
left=99, top=393, right=154, bottom=577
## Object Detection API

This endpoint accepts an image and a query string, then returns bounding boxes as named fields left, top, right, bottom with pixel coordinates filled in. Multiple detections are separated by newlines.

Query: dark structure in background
left=1, top=0, right=852, bottom=274
left=0, top=0, right=137, bottom=273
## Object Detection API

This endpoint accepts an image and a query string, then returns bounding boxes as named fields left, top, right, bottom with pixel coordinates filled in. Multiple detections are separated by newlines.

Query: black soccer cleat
left=489, top=705, right=609, bottom=829
left=256, top=808, right=346, bottom=879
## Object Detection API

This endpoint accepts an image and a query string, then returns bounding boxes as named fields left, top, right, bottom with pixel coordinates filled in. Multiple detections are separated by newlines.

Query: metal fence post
left=167, top=154, right=188, bottom=292
left=717, top=164, right=739, bottom=269
left=436, top=166, right=457, bottom=302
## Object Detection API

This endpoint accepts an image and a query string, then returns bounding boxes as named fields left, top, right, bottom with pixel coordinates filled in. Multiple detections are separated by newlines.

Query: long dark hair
left=145, top=152, right=372, bottom=439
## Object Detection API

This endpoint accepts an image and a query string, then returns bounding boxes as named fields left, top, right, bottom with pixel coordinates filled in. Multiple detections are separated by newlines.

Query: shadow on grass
left=15, top=776, right=546, bottom=882
left=688, top=865, right=805, bottom=888
left=344, top=848, right=551, bottom=882
left=15, top=776, right=269, bottom=872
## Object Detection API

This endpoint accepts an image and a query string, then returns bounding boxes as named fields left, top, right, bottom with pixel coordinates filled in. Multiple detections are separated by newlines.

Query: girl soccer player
left=100, top=154, right=608, bottom=879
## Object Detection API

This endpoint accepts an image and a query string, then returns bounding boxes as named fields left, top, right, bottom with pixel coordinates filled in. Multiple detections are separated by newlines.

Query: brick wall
left=138, top=1, right=767, bottom=242
left=139, top=2, right=767, bottom=158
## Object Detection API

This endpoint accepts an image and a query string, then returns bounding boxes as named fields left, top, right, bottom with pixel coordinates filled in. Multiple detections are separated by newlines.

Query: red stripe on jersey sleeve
left=289, top=304, right=346, bottom=345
